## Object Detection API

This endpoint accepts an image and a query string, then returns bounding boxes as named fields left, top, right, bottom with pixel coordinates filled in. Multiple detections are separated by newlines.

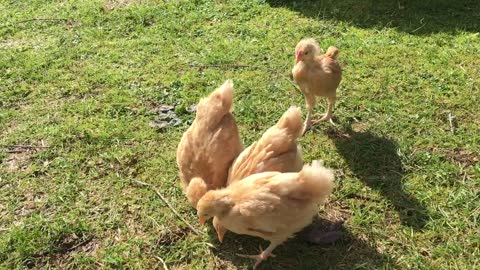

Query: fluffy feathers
left=176, top=80, right=243, bottom=208
left=325, top=46, right=339, bottom=59
left=292, top=38, right=342, bottom=132
left=197, top=161, right=334, bottom=268
left=228, top=106, right=304, bottom=184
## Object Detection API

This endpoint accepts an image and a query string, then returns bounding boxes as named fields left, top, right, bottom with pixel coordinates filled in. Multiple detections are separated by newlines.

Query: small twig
left=0, top=18, right=71, bottom=29
left=6, top=150, right=25, bottom=153
left=2, top=144, right=49, bottom=153
left=189, top=63, right=250, bottom=69
left=344, top=193, right=380, bottom=202
left=411, top=18, right=426, bottom=33
left=16, top=18, right=69, bottom=24
left=66, top=236, right=94, bottom=252
left=276, top=72, right=302, bottom=92
left=131, top=179, right=201, bottom=235
left=448, top=112, right=455, bottom=134
left=205, top=242, right=216, bottom=249
left=153, top=255, right=169, bottom=270
left=3, top=144, right=50, bottom=149
left=188, top=63, right=302, bottom=92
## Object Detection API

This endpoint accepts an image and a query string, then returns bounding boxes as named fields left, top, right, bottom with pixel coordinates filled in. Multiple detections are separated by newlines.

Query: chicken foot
left=304, top=96, right=336, bottom=134
left=237, top=243, right=279, bottom=269
left=311, top=96, right=336, bottom=126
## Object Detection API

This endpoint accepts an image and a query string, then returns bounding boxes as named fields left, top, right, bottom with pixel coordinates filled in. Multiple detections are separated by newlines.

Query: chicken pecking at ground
left=176, top=80, right=244, bottom=209
left=227, top=106, right=304, bottom=184
left=211, top=106, right=305, bottom=243
left=292, top=38, right=342, bottom=133
left=197, top=160, right=334, bottom=269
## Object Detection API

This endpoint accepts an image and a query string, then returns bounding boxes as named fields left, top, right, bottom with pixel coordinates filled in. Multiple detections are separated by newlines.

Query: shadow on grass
left=325, top=126, right=428, bottom=230
left=266, top=0, right=479, bottom=35
left=207, top=217, right=394, bottom=270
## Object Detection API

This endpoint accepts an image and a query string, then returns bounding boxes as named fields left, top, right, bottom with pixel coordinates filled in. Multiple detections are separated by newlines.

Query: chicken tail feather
left=217, top=79, right=234, bottom=112
left=186, top=177, right=208, bottom=209
left=325, top=46, right=339, bottom=59
left=196, top=79, right=235, bottom=125
left=275, top=106, right=303, bottom=139
left=292, top=160, right=334, bottom=202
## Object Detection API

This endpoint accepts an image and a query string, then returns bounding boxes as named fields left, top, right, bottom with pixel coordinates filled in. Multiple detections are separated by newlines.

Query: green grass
left=1, top=0, right=479, bottom=269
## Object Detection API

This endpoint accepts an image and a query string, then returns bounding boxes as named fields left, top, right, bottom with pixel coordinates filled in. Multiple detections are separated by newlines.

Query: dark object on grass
left=186, top=104, right=197, bottom=113
left=305, top=220, right=344, bottom=245
left=156, top=104, right=175, bottom=112
left=149, top=120, right=170, bottom=129
left=150, top=104, right=183, bottom=130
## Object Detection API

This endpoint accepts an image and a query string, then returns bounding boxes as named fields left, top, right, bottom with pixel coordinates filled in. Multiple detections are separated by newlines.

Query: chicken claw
left=237, top=245, right=275, bottom=269
left=302, top=120, right=312, bottom=135
left=311, top=114, right=336, bottom=126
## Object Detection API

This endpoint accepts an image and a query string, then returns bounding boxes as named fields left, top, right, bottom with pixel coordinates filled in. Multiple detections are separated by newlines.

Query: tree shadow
left=266, top=0, right=479, bottom=35
left=208, top=217, right=395, bottom=270
left=325, top=126, right=428, bottom=230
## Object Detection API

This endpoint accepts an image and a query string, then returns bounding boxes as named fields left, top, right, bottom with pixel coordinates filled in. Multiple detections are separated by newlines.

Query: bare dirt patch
left=5, top=150, right=32, bottom=172
left=321, top=200, right=351, bottom=222
left=431, top=148, right=480, bottom=167
left=351, top=122, right=369, bottom=132
left=0, top=38, right=52, bottom=50
left=156, top=227, right=188, bottom=247
left=14, top=191, right=46, bottom=218
left=3, top=143, right=48, bottom=172
left=444, top=149, right=479, bottom=167
left=49, top=235, right=97, bottom=268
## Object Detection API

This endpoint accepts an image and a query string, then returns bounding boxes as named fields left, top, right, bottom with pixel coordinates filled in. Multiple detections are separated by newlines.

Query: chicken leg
left=237, top=242, right=280, bottom=269
left=303, top=94, right=316, bottom=134
left=311, top=96, right=336, bottom=126
left=304, top=95, right=336, bottom=134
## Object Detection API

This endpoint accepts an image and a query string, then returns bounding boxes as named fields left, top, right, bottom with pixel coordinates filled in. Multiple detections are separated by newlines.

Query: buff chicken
left=212, top=106, right=305, bottom=243
left=176, top=80, right=243, bottom=208
left=292, top=38, right=342, bottom=133
left=228, top=105, right=304, bottom=184
left=197, top=160, right=334, bottom=269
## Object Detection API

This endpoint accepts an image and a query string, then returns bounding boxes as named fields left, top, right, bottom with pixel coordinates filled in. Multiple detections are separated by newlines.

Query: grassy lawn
left=1, top=0, right=479, bottom=269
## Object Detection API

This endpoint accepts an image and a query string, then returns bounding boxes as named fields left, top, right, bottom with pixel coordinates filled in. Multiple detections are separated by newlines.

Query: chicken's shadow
left=266, top=0, right=479, bottom=35
left=208, top=217, right=394, bottom=269
left=326, top=127, right=428, bottom=230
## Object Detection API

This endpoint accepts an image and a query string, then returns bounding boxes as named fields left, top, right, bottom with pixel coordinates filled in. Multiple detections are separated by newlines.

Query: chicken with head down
left=228, top=105, right=304, bottom=184
left=176, top=80, right=243, bottom=208
left=197, top=160, right=334, bottom=269
left=212, top=106, right=305, bottom=243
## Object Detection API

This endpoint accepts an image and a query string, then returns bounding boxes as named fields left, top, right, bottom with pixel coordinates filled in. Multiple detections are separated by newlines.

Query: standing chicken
left=197, top=160, right=334, bottom=269
left=176, top=80, right=243, bottom=208
left=212, top=106, right=304, bottom=243
left=292, top=38, right=342, bottom=133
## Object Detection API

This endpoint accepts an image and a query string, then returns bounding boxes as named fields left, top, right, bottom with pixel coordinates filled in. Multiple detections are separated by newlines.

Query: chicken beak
left=198, top=216, right=206, bottom=225
left=295, top=50, right=302, bottom=63
left=216, top=229, right=224, bottom=243
left=214, top=224, right=225, bottom=243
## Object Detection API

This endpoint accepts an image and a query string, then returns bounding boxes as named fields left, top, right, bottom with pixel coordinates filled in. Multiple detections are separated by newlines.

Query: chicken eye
left=203, top=213, right=208, bottom=217
left=304, top=51, right=309, bottom=55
